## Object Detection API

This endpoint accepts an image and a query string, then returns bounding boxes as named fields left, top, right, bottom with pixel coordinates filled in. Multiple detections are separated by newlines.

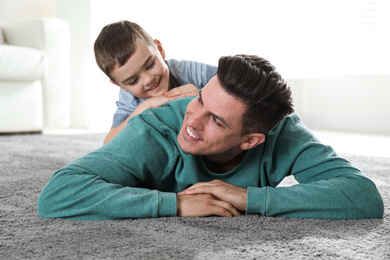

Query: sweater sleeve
left=38, top=108, right=179, bottom=220
left=246, top=114, right=384, bottom=219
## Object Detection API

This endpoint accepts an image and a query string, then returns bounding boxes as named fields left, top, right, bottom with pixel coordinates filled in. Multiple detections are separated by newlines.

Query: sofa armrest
left=1, top=18, right=71, bottom=129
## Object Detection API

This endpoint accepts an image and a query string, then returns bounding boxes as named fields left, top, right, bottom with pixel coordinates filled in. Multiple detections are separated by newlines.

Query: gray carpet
left=0, top=133, right=389, bottom=260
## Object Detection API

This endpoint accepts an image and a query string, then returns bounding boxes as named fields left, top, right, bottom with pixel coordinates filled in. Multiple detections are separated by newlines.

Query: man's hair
left=94, top=20, right=155, bottom=81
left=217, top=54, right=294, bottom=135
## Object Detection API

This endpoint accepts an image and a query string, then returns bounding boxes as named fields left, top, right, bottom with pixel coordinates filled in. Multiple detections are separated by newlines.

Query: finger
left=165, top=91, right=186, bottom=98
left=213, top=200, right=241, bottom=217
left=178, top=182, right=211, bottom=194
left=165, top=86, right=198, bottom=97
left=180, top=182, right=214, bottom=194
left=183, top=185, right=217, bottom=195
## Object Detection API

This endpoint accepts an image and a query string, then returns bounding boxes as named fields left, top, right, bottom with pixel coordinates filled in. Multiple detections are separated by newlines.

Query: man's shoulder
left=165, top=96, right=194, bottom=111
left=267, top=113, right=315, bottom=141
left=139, top=97, right=194, bottom=132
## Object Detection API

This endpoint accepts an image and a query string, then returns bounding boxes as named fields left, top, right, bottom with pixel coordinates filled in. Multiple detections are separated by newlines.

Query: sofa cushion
left=0, top=45, right=45, bottom=81
left=0, top=27, right=4, bottom=44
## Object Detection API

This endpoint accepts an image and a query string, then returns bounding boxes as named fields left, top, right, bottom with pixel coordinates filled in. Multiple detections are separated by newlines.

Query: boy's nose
left=142, top=73, right=154, bottom=87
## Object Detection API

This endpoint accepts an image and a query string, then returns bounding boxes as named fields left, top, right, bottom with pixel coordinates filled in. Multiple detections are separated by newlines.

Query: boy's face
left=110, top=39, right=170, bottom=98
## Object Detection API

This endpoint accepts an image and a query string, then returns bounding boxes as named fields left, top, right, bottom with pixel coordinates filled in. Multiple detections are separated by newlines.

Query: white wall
left=2, top=0, right=390, bottom=134
left=289, top=75, right=390, bottom=135
left=89, top=0, right=390, bottom=135
left=0, top=0, right=54, bottom=20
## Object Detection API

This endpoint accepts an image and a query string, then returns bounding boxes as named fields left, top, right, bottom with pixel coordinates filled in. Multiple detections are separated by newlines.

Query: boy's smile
left=110, top=39, right=170, bottom=98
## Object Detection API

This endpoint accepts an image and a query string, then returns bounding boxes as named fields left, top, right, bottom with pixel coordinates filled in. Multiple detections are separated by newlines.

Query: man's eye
left=196, top=96, right=202, bottom=105
left=212, top=116, right=222, bottom=126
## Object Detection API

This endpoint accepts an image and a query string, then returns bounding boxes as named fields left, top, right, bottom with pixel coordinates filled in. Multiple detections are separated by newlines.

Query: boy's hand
left=145, top=95, right=179, bottom=109
left=164, top=84, right=199, bottom=98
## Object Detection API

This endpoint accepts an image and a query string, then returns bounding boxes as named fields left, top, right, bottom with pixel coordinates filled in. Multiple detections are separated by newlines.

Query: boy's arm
left=104, top=96, right=171, bottom=144
left=105, top=60, right=215, bottom=145
left=104, top=84, right=199, bottom=144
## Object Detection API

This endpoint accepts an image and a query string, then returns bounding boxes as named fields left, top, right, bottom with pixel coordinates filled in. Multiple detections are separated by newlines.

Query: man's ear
left=154, top=39, right=165, bottom=59
left=240, top=133, right=265, bottom=150
left=110, top=80, right=128, bottom=92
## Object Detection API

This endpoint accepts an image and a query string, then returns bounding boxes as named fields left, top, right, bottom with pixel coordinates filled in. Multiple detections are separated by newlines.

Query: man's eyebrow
left=211, top=112, right=229, bottom=128
left=199, top=89, right=229, bottom=128
left=121, top=55, right=153, bottom=85
left=198, top=89, right=203, bottom=104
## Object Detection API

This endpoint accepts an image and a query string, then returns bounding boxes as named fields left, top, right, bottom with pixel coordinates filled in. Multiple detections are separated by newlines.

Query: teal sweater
left=38, top=98, right=384, bottom=220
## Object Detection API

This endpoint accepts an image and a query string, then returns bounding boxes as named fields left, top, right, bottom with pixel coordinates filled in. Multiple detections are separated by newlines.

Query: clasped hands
left=177, top=180, right=247, bottom=217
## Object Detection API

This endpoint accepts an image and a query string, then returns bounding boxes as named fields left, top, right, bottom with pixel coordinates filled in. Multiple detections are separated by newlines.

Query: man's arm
left=179, top=154, right=384, bottom=219
left=250, top=114, right=384, bottom=219
left=38, top=166, right=177, bottom=220
left=180, top=115, right=384, bottom=219
left=38, top=112, right=178, bottom=220
left=245, top=169, right=384, bottom=219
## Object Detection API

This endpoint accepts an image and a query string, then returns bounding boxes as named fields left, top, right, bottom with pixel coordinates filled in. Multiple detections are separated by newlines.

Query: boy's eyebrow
left=199, top=89, right=229, bottom=128
left=121, top=55, right=153, bottom=85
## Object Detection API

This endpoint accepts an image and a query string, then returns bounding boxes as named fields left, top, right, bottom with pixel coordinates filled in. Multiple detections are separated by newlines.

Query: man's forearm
left=246, top=174, right=384, bottom=219
left=38, top=168, right=177, bottom=220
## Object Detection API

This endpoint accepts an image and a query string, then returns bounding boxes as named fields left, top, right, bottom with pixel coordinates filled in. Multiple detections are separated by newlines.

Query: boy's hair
left=94, top=20, right=155, bottom=82
left=217, top=54, right=294, bottom=135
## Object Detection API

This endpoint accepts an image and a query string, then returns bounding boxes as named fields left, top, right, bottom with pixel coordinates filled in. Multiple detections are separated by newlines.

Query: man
left=38, top=55, right=384, bottom=220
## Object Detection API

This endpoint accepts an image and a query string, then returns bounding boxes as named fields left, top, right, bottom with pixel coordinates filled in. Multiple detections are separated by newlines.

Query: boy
left=94, top=20, right=217, bottom=144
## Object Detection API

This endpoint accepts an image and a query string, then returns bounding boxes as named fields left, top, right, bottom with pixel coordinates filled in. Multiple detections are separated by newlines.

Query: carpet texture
left=0, top=133, right=389, bottom=259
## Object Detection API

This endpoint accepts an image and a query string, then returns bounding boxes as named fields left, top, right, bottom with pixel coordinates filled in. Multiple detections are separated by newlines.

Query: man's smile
left=186, top=126, right=200, bottom=140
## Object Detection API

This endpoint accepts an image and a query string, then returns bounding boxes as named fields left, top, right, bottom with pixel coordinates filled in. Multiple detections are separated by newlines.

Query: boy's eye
left=146, top=61, right=155, bottom=70
left=128, top=78, right=138, bottom=86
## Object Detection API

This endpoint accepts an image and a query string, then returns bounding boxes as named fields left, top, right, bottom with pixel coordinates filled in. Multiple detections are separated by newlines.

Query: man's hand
left=177, top=193, right=241, bottom=217
left=165, top=84, right=199, bottom=98
left=179, top=180, right=248, bottom=212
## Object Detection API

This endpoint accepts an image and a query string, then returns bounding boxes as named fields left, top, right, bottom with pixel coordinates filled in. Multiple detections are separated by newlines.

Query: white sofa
left=0, top=18, right=71, bottom=133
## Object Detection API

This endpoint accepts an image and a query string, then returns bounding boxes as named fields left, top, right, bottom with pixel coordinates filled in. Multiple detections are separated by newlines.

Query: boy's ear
left=240, top=133, right=265, bottom=150
left=110, top=80, right=128, bottom=92
left=154, top=39, right=165, bottom=59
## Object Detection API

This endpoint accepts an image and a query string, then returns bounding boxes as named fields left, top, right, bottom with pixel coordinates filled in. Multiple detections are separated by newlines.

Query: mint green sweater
left=38, top=98, right=384, bottom=220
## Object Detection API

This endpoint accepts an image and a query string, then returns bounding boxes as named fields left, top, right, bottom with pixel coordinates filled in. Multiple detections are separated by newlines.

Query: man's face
left=177, top=76, right=248, bottom=159
left=110, top=39, right=170, bottom=98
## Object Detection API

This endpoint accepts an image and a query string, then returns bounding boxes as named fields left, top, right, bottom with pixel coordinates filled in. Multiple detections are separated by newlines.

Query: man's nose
left=187, top=110, right=204, bottom=130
